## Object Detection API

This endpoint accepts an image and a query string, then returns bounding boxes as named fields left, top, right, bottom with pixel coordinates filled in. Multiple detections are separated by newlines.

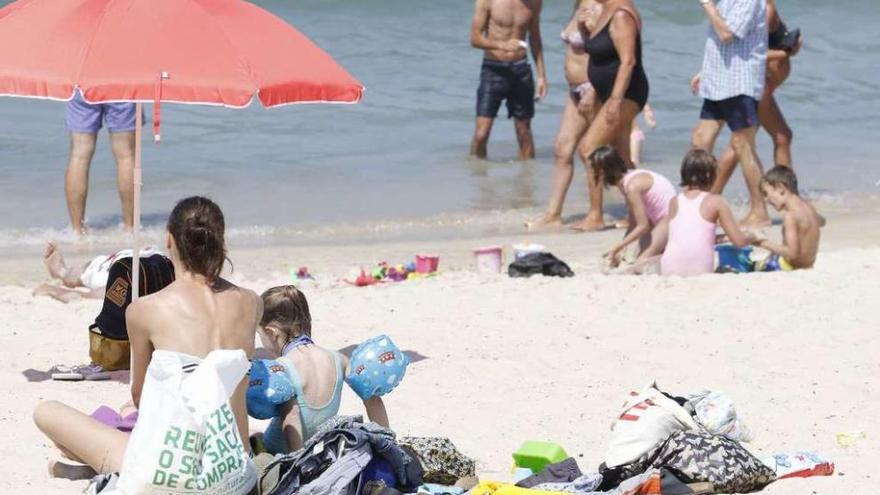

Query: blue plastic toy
left=715, top=244, right=754, bottom=273
left=246, top=359, right=295, bottom=419
left=358, top=458, right=397, bottom=495
left=346, top=334, right=409, bottom=400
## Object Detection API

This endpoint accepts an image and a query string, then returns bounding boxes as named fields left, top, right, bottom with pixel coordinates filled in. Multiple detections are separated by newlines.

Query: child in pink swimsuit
left=589, top=145, right=676, bottom=267
left=649, top=150, right=757, bottom=276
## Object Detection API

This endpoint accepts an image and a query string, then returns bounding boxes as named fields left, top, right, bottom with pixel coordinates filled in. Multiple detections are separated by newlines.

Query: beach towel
left=107, top=350, right=256, bottom=495
left=760, top=452, right=834, bottom=480
left=90, top=406, right=138, bottom=432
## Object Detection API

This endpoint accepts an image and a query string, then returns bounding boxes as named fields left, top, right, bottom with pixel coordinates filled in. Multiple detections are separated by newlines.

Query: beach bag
left=604, top=383, right=701, bottom=469
left=110, top=349, right=257, bottom=495
left=627, top=431, right=776, bottom=493
left=89, top=254, right=174, bottom=370
left=397, top=437, right=474, bottom=485
left=508, top=253, right=574, bottom=279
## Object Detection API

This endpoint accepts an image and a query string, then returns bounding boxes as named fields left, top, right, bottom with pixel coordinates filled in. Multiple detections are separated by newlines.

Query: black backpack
left=508, top=252, right=575, bottom=278
left=88, top=254, right=175, bottom=369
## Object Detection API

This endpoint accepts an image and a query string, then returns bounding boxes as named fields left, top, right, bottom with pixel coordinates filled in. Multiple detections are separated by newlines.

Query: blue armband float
left=246, top=359, right=295, bottom=419
left=346, top=334, right=409, bottom=400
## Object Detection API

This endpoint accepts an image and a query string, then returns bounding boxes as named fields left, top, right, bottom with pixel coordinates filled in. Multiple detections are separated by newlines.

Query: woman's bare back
left=127, top=277, right=261, bottom=450
left=137, top=279, right=259, bottom=356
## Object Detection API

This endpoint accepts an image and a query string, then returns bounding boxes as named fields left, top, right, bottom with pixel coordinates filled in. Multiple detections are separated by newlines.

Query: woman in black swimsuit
left=569, top=0, right=649, bottom=231
left=712, top=0, right=802, bottom=194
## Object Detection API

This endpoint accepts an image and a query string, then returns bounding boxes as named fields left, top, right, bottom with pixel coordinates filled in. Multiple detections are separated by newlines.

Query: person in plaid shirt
left=690, top=0, right=769, bottom=227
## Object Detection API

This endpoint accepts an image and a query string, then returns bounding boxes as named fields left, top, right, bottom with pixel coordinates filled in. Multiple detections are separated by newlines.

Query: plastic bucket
left=513, top=243, right=546, bottom=260
left=415, top=254, right=440, bottom=274
left=715, top=244, right=753, bottom=273
left=473, top=246, right=503, bottom=274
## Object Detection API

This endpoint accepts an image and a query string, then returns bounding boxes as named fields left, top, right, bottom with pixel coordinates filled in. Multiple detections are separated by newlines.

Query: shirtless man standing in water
left=470, top=0, right=547, bottom=160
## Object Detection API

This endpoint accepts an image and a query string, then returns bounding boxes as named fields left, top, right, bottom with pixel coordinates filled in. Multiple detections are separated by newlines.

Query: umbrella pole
left=132, top=103, right=143, bottom=300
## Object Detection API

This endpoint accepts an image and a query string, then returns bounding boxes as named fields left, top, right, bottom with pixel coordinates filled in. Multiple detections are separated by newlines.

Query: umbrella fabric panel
left=0, top=0, right=363, bottom=107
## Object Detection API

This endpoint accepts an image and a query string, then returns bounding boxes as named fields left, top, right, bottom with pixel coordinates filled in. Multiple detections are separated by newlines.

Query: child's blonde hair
left=260, top=285, right=311, bottom=338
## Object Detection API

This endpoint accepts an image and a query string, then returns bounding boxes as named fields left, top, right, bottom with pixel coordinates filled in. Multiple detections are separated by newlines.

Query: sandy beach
left=0, top=202, right=877, bottom=494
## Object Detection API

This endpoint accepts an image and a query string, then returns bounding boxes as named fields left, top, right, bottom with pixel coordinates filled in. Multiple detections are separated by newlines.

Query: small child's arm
left=341, top=351, right=391, bottom=428
left=363, top=396, right=390, bottom=428
left=281, top=400, right=306, bottom=452
left=642, top=103, right=656, bottom=129
left=716, top=198, right=757, bottom=247
left=606, top=187, right=652, bottom=267
left=755, top=214, right=799, bottom=260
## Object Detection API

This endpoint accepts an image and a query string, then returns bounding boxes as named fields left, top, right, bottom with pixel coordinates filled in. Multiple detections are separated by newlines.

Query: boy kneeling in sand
left=754, top=166, right=825, bottom=270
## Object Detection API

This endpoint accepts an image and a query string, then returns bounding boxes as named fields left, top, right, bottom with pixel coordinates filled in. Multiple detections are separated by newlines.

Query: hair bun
left=167, top=196, right=228, bottom=282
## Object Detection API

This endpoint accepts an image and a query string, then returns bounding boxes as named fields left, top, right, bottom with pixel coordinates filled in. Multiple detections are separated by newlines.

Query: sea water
left=0, top=0, right=877, bottom=251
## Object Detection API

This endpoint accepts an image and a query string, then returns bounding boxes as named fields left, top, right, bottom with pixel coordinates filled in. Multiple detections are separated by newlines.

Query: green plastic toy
left=512, top=441, right=568, bottom=473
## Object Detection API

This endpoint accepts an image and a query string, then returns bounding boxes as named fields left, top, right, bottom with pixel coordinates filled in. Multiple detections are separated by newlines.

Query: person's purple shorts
left=65, top=91, right=137, bottom=134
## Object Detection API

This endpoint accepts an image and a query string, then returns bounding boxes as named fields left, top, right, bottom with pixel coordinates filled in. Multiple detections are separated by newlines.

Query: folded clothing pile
left=258, top=416, right=476, bottom=495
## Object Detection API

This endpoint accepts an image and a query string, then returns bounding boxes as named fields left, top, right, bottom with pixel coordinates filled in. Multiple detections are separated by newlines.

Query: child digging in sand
left=634, top=149, right=757, bottom=276
left=254, top=285, right=390, bottom=454
left=589, top=145, right=676, bottom=268
left=753, top=166, right=824, bottom=270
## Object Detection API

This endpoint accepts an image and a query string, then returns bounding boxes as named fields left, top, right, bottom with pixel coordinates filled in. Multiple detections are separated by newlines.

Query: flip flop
left=50, top=365, right=84, bottom=381
left=50, top=364, right=107, bottom=381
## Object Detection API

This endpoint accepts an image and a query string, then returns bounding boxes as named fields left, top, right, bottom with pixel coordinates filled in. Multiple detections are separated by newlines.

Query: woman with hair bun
left=34, top=196, right=262, bottom=488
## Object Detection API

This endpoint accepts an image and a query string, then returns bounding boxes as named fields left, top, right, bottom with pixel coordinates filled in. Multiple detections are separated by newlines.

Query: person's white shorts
left=80, top=247, right=158, bottom=290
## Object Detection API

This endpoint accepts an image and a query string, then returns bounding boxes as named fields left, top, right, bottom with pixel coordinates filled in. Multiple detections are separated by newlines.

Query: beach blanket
left=760, top=452, right=835, bottom=480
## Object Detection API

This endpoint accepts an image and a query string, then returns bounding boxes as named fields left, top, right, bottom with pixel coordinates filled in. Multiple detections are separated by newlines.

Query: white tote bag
left=604, top=382, right=702, bottom=468
left=111, top=349, right=257, bottom=495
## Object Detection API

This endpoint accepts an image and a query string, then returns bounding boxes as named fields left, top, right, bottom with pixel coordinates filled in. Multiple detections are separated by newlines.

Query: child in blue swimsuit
left=256, top=286, right=389, bottom=454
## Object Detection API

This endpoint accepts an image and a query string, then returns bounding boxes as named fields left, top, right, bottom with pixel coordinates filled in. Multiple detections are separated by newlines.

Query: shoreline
left=1, top=201, right=878, bottom=494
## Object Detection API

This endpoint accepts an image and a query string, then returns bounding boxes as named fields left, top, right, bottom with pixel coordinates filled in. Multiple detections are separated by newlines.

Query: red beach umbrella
left=0, top=0, right=363, bottom=297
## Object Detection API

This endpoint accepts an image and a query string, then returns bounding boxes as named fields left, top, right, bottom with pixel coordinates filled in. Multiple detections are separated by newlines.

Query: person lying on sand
left=252, top=285, right=390, bottom=454
left=752, top=166, right=824, bottom=271
left=33, top=197, right=261, bottom=485
left=34, top=243, right=157, bottom=303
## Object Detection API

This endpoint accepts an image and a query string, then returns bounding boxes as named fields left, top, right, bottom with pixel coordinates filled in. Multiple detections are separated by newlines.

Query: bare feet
left=525, top=214, right=563, bottom=231
left=43, top=243, right=70, bottom=281
left=49, top=460, right=97, bottom=480
left=569, top=215, right=607, bottom=232
left=614, top=218, right=631, bottom=230
left=739, top=213, right=772, bottom=229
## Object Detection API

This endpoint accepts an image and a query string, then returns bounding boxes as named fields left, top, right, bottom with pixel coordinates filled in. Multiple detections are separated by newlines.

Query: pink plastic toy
left=415, top=254, right=440, bottom=274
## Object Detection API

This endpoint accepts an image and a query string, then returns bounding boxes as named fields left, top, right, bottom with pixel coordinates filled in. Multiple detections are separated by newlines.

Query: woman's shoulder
left=215, top=279, right=262, bottom=313
left=610, top=5, right=640, bottom=29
